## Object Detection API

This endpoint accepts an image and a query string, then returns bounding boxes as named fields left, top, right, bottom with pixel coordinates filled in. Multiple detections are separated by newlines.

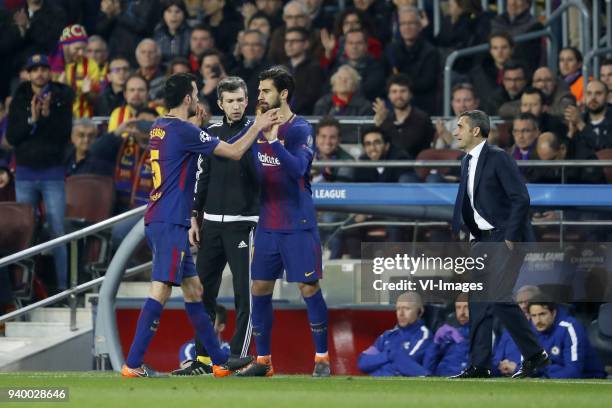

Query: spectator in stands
left=511, top=112, right=540, bottom=163
left=86, top=35, right=110, bottom=90
left=94, top=56, right=130, bottom=116
left=320, top=8, right=383, bottom=71
left=312, top=116, right=355, bottom=183
left=134, top=39, right=165, bottom=102
left=91, top=107, right=158, bottom=215
left=600, top=59, right=612, bottom=105
left=312, top=116, right=354, bottom=259
left=6, top=54, right=74, bottom=292
left=247, top=12, right=273, bottom=42
left=230, top=29, right=271, bottom=115
left=9, top=0, right=67, bottom=76
left=65, top=118, right=111, bottom=177
left=490, top=0, right=542, bottom=74
left=268, top=0, right=322, bottom=65
left=385, top=6, right=439, bottom=114
left=303, top=0, right=336, bottom=31
left=425, top=296, right=470, bottom=377
left=0, top=150, right=15, bottom=202
left=167, top=58, right=191, bottom=75
left=470, top=32, right=515, bottom=114
left=358, top=292, right=433, bottom=376
left=314, top=65, right=372, bottom=116
left=154, top=0, right=192, bottom=65
left=329, top=29, right=385, bottom=101
left=199, top=49, right=228, bottom=116
left=352, top=0, right=390, bottom=44
left=565, top=80, right=612, bottom=157
left=354, top=126, right=416, bottom=183
left=559, top=47, right=586, bottom=104
left=201, top=0, right=242, bottom=55
left=435, top=83, right=479, bottom=150
left=373, top=74, right=434, bottom=157
left=434, top=0, right=490, bottom=75
left=520, top=87, right=567, bottom=141
left=284, top=27, right=322, bottom=115
left=188, top=25, right=215, bottom=74
left=528, top=301, right=606, bottom=378
left=95, top=0, right=160, bottom=65
left=252, top=0, right=284, bottom=31
left=532, top=66, right=574, bottom=117
left=490, top=60, right=528, bottom=118
left=529, top=131, right=604, bottom=184
left=107, top=74, right=149, bottom=132
left=493, top=284, right=541, bottom=376
left=55, top=24, right=103, bottom=119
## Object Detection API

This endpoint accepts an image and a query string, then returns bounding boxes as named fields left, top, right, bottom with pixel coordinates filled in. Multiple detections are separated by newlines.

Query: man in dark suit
left=450, top=110, right=550, bottom=379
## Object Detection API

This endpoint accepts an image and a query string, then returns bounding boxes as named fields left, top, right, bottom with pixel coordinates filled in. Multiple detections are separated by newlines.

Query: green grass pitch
left=0, top=372, right=610, bottom=408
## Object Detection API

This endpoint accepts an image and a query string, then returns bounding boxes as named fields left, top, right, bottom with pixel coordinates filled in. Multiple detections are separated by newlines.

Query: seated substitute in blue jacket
left=528, top=301, right=606, bottom=379
left=494, top=302, right=606, bottom=378
left=425, top=298, right=470, bottom=376
left=358, top=292, right=433, bottom=376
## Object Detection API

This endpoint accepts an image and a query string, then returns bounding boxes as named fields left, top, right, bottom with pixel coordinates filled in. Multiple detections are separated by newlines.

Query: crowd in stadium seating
left=0, top=1, right=612, bottom=317
left=359, top=289, right=607, bottom=378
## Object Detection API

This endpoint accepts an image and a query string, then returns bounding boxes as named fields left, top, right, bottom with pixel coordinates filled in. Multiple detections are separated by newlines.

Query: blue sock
left=125, top=298, right=163, bottom=368
left=185, top=302, right=227, bottom=365
left=304, top=290, right=328, bottom=354
left=251, top=294, right=273, bottom=356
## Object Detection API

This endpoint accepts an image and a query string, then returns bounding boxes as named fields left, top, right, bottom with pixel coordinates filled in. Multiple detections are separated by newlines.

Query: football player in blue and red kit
left=121, top=73, right=282, bottom=378
left=235, top=67, right=330, bottom=377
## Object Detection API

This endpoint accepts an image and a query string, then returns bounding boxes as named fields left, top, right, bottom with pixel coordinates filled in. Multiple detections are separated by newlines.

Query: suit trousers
left=467, top=229, right=542, bottom=369
left=195, top=220, right=255, bottom=358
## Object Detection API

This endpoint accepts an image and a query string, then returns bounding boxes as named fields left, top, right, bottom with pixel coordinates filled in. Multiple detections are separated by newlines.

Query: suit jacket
left=454, top=143, right=532, bottom=242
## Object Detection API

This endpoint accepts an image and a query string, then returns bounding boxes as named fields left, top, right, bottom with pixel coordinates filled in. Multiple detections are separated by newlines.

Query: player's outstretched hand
left=254, top=108, right=282, bottom=131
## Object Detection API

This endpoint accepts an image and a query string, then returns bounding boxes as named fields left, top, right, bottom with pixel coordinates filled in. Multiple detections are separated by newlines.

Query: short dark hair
left=161, top=0, right=188, bottom=15
left=316, top=116, right=341, bottom=136
left=521, top=86, right=545, bottom=104
left=452, top=82, right=477, bottom=99
left=217, top=76, right=248, bottom=100
left=214, top=304, right=227, bottom=325
left=345, top=28, right=367, bottom=42
left=285, top=27, right=310, bottom=41
left=259, top=66, right=295, bottom=101
left=514, top=112, right=539, bottom=130
left=361, top=125, right=389, bottom=144
left=560, top=46, right=583, bottom=63
left=126, top=74, right=149, bottom=90
left=136, top=107, right=159, bottom=117
left=167, top=57, right=191, bottom=75
left=527, top=301, right=557, bottom=314
left=386, top=73, right=412, bottom=93
left=503, top=60, right=527, bottom=76
left=601, top=58, right=612, bottom=68
left=200, top=48, right=225, bottom=67
left=488, top=31, right=515, bottom=48
left=164, top=72, right=197, bottom=109
left=458, top=110, right=490, bottom=138
left=191, top=23, right=212, bottom=34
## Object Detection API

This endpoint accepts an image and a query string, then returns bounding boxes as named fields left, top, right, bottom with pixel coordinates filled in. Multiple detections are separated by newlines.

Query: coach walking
left=450, top=110, right=549, bottom=379
left=172, top=77, right=259, bottom=376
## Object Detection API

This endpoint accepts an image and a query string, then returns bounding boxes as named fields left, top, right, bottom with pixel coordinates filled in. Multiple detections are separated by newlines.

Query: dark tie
left=452, top=154, right=474, bottom=234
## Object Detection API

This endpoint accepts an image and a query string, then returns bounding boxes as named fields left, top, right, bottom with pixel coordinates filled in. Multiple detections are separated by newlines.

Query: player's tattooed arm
left=213, top=108, right=282, bottom=160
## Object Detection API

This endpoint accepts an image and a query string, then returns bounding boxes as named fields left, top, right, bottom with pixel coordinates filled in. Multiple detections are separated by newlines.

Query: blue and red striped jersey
left=144, top=117, right=220, bottom=226
left=251, top=115, right=317, bottom=232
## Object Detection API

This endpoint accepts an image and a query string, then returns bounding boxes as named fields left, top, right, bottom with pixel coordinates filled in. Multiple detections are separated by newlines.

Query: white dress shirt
left=466, top=140, right=494, bottom=231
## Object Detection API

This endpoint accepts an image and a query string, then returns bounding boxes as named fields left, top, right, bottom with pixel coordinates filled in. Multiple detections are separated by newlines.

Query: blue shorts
left=145, top=222, right=197, bottom=286
left=251, top=228, right=323, bottom=283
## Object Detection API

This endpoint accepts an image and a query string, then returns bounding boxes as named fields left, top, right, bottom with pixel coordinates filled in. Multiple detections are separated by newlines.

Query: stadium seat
left=595, top=149, right=612, bottom=184
left=0, top=203, right=36, bottom=306
left=588, top=303, right=612, bottom=366
left=414, top=148, right=463, bottom=180
left=65, top=175, right=115, bottom=279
